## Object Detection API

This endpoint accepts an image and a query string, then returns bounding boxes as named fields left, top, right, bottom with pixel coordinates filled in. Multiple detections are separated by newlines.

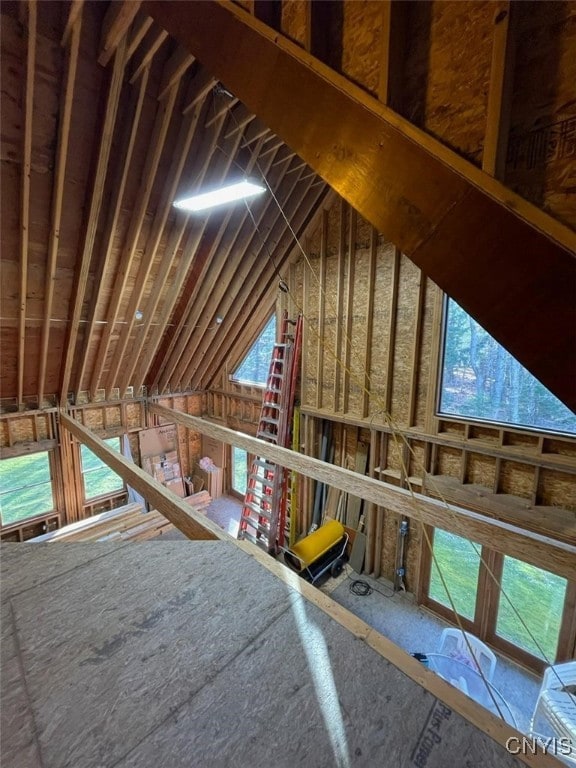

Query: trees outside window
left=0, top=452, right=54, bottom=526
left=440, top=298, right=576, bottom=435
left=80, top=437, right=124, bottom=500
left=232, top=315, right=276, bottom=386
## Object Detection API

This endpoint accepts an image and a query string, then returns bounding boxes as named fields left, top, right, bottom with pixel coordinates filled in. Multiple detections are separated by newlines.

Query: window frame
left=0, top=450, right=56, bottom=528
left=80, top=436, right=125, bottom=502
left=436, top=295, right=576, bottom=438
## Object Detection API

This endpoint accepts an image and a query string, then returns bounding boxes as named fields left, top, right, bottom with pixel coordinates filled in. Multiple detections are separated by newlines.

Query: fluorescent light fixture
left=173, top=180, right=266, bottom=212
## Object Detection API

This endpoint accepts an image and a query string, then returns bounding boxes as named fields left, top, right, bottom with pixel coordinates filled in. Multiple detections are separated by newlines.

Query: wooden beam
left=483, top=2, right=517, bottom=179
left=38, top=15, right=81, bottom=405
left=378, top=0, right=408, bottom=110
left=0, top=439, right=58, bottom=460
left=60, top=37, right=127, bottom=404
left=182, top=68, right=217, bottom=115
left=362, top=227, right=377, bottom=418
left=333, top=199, right=346, bottom=412
left=149, top=403, right=576, bottom=582
left=129, top=27, right=168, bottom=84
left=158, top=45, right=194, bottom=101
left=126, top=13, right=153, bottom=62
left=144, top=0, right=576, bottom=410
left=74, top=65, right=150, bottom=395
left=18, top=1, right=36, bottom=406
left=104, top=80, right=192, bottom=395
left=407, top=270, right=426, bottom=427
left=99, top=0, right=141, bottom=67
left=315, top=210, right=328, bottom=410
left=342, top=206, right=356, bottom=414
left=59, top=412, right=221, bottom=540
left=61, top=0, right=83, bottom=47
left=89, top=72, right=178, bottom=397
left=383, top=248, right=400, bottom=415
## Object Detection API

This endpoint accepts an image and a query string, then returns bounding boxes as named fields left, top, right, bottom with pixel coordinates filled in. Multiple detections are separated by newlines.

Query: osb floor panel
left=1, top=542, right=526, bottom=768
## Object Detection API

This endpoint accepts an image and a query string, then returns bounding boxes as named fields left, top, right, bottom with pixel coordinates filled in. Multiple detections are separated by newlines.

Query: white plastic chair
left=438, top=628, right=497, bottom=682
left=530, top=661, right=576, bottom=765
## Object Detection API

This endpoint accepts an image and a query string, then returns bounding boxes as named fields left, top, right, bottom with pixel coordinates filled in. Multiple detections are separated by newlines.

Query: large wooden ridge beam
left=144, top=0, right=576, bottom=411
left=59, top=412, right=221, bottom=542
left=149, top=403, right=576, bottom=582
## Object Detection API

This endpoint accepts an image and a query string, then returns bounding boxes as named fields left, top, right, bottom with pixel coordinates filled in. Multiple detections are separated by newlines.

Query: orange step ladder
left=238, top=312, right=302, bottom=553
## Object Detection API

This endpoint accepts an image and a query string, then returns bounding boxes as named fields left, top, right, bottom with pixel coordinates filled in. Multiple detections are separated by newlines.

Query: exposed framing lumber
left=89, top=71, right=178, bottom=397
left=61, top=0, right=82, bottom=47
left=99, top=0, right=141, bottom=67
left=17, top=0, right=36, bottom=406
left=74, top=65, right=151, bottom=395
left=126, top=13, right=153, bottom=62
left=377, top=0, right=408, bottom=110
left=59, top=37, right=127, bottom=404
left=0, top=439, right=57, bottom=460
left=158, top=45, right=195, bottom=101
left=315, top=210, right=328, bottom=410
left=104, top=80, right=193, bottom=395
left=342, top=206, right=356, bottom=414
left=333, top=199, right=347, bottom=412
left=182, top=68, right=217, bottom=115
left=383, top=247, right=400, bottom=415
left=149, top=403, right=576, bottom=582
left=38, top=15, right=82, bottom=406
left=407, top=270, right=426, bottom=427
left=59, top=412, right=221, bottom=540
left=189, top=176, right=327, bottom=390
left=165, top=138, right=281, bottom=391
left=144, top=0, right=576, bottom=410
left=362, top=228, right=377, bottom=418
left=483, top=1, right=517, bottom=179
left=148, top=109, right=248, bottom=393
left=129, top=27, right=168, bottom=84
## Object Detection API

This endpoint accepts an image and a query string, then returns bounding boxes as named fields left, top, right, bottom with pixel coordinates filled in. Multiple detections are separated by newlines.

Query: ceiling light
left=173, top=180, right=266, bottom=212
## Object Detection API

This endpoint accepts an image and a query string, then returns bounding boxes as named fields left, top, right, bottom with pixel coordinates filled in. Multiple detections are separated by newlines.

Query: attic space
left=1, top=2, right=575, bottom=767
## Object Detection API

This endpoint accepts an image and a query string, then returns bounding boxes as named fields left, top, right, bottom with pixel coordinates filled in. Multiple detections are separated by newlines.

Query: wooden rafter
left=74, top=65, right=150, bottom=395
left=377, top=0, right=408, bottom=110
left=158, top=45, right=195, bottom=102
left=38, top=14, right=82, bottom=405
left=61, top=0, right=83, bottom=47
left=99, top=0, right=141, bottom=67
left=105, top=83, right=197, bottom=395
left=17, top=0, right=36, bottom=406
left=483, top=1, right=517, bottom=179
left=145, top=106, right=238, bottom=393
left=89, top=74, right=178, bottom=397
left=190, top=176, right=327, bottom=390
left=59, top=38, right=128, bottom=403
left=164, top=138, right=283, bottom=392
left=182, top=68, right=217, bottom=115
left=144, top=0, right=576, bottom=410
left=129, top=27, right=168, bottom=84
left=198, top=182, right=329, bottom=391
left=126, top=13, right=153, bottom=62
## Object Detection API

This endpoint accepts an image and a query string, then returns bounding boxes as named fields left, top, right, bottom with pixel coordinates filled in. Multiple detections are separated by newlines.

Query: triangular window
left=439, top=298, right=576, bottom=435
left=232, top=315, right=276, bottom=386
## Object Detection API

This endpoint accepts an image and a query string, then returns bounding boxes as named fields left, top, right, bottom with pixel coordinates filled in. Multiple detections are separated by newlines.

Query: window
left=232, top=314, right=276, bottom=386
left=439, top=298, right=576, bottom=435
left=81, top=437, right=124, bottom=500
left=429, top=528, right=481, bottom=621
left=231, top=446, right=248, bottom=496
left=0, top=452, right=54, bottom=526
left=496, top=558, right=567, bottom=661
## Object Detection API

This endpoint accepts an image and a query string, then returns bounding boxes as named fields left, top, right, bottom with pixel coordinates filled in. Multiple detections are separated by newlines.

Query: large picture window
left=80, top=437, right=124, bottom=500
left=439, top=298, right=576, bottom=435
left=232, top=315, right=276, bottom=386
left=0, top=452, right=54, bottom=526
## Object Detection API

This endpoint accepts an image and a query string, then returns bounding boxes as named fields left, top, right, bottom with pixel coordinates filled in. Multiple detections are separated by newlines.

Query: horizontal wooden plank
left=59, top=412, right=222, bottom=542
left=149, top=403, right=576, bottom=582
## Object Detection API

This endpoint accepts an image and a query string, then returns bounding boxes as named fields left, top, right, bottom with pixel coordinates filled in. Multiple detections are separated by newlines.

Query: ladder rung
left=257, top=430, right=279, bottom=441
left=260, top=417, right=279, bottom=426
left=253, top=459, right=276, bottom=470
left=248, top=473, right=275, bottom=487
left=242, top=502, right=272, bottom=519
left=242, top=520, right=272, bottom=538
left=240, top=532, right=271, bottom=549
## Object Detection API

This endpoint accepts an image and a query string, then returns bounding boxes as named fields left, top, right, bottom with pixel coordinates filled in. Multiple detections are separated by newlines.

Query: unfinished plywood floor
left=1, top=541, right=532, bottom=768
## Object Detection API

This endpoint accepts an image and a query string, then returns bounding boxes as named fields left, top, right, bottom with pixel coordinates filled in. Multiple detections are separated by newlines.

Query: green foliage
left=233, top=315, right=276, bottom=385
left=81, top=437, right=124, bottom=500
left=430, top=528, right=565, bottom=662
left=496, top=558, right=565, bottom=661
left=0, top=452, right=54, bottom=526
left=231, top=447, right=248, bottom=495
left=440, top=299, right=576, bottom=434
